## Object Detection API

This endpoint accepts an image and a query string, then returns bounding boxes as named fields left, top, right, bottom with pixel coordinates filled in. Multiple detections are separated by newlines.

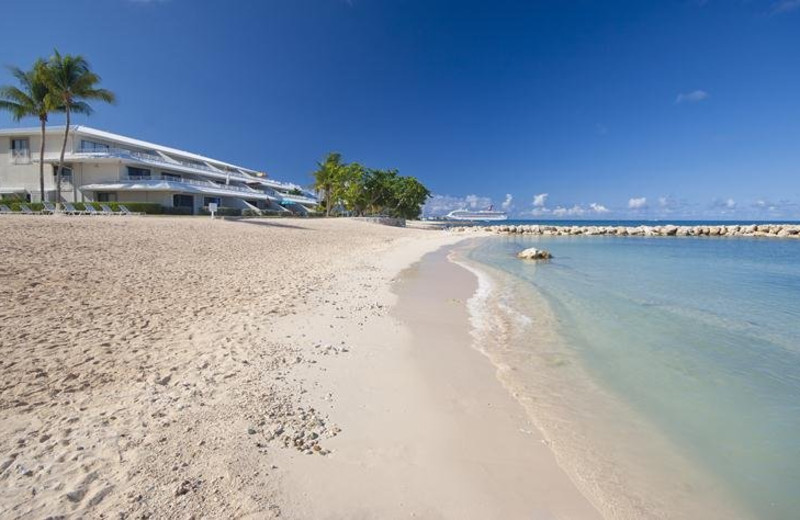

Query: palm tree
left=312, top=152, right=344, bottom=216
left=0, top=59, right=60, bottom=203
left=46, top=50, right=115, bottom=207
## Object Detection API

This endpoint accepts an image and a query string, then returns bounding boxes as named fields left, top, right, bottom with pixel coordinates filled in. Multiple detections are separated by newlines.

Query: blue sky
left=1, top=0, right=798, bottom=219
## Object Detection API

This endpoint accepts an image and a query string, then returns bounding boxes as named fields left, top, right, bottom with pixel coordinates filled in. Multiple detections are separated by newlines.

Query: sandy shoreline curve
left=0, top=215, right=593, bottom=519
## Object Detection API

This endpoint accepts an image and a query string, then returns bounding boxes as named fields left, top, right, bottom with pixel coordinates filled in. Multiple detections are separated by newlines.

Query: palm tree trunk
left=55, top=107, right=70, bottom=209
left=39, top=117, right=46, bottom=203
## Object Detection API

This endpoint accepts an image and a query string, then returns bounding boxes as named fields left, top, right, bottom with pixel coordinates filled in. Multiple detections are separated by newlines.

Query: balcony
left=81, top=174, right=278, bottom=200
left=72, top=146, right=254, bottom=182
left=278, top=193, right=319, bottom=205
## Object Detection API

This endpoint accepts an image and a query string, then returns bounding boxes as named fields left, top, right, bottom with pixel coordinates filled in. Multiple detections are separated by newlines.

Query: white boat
left=446, top=206, right=508, bottom=222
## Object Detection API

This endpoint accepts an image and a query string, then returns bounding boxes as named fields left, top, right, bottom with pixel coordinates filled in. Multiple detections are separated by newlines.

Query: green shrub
left=6, top=202, right=45, bottom=212
left=162, top=206, right=193, bottom=215
left=198, top=206, right=241, bottom=217
left=79, top=202, right=164, bottom=214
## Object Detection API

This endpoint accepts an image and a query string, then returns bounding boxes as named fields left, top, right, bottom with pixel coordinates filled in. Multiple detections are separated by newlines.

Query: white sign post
left=208, top=202, right=218, bottom=219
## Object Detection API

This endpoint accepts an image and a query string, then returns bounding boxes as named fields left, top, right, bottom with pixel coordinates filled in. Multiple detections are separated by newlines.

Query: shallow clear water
left=462, top=236, right=800, bottom=519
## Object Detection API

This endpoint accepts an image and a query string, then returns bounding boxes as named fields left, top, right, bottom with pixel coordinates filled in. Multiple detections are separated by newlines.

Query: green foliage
left=78, top=202, right=163, bottom=214
left=162, top=206, right=193, bottom=215
left=311, top=153, right=430, bottom=219
left=45, top=50, right=116, bottom=115
left=198, top=206, right=242, bottom=216
left=312, top=152, right=344, bottom=216
left=3, top=202, right=45, bottom=212
left=0, top=59, right=60, bottom=122
left=0, top=202, right=163, bottom=214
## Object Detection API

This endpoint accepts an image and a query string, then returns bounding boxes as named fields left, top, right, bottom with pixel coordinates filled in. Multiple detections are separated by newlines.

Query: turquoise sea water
left=461, top=236, right=800, bottom=519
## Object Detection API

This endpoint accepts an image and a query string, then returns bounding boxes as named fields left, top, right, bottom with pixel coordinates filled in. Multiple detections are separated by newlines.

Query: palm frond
left=69, top=101, right=93, bottom=115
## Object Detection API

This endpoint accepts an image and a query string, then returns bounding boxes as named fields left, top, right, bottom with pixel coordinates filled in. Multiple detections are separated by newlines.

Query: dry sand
left=0, top=215, right=598, bottom=519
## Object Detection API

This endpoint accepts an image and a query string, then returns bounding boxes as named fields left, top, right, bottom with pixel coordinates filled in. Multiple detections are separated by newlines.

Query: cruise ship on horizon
left=445, top=206, right=508, bottom=222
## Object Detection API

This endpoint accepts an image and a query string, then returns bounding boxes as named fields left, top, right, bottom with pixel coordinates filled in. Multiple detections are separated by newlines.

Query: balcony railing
left=119, top=174, right=271, bottom=196
left=10, top=149, right=31, bottom=164
left=74, top=146, right=252, bottom=181
left=73, top=145, right=315, bottom=196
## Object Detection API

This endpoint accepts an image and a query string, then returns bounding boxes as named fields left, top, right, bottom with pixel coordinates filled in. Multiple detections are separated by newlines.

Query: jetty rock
left=517, top=248, right=552, bottom=260
left=447, top=223, right=800, bottom=239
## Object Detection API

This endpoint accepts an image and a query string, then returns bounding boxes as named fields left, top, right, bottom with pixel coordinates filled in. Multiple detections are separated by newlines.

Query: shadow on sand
left=233, top=218, right=310, bottom=231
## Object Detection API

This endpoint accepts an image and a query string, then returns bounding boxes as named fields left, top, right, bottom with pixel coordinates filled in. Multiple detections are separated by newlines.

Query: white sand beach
left=0, top=216, right=598, bottom=519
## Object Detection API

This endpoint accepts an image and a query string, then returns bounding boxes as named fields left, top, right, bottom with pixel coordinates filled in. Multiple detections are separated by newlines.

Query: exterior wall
left=1, top=131, right=80, bottom=202
left=1, top=126, right=319, bottom=211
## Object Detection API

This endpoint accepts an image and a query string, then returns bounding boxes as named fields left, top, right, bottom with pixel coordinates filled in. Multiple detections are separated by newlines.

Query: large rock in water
left=517, top=247, right=552, bottom=260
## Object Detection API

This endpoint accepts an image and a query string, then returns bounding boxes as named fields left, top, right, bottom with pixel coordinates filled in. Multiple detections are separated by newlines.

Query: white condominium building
left=0, top=126, right=318, bottom=214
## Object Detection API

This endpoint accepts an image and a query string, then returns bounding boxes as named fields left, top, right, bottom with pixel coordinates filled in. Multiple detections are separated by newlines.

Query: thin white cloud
left=628, top=197, right=648, bottom=209
left=501, top=193, right=514, bottom=211
left=423, top=194, right=492, bottom=216
left=675, top=90, right=709, bottom=104
left=772, top=0, right=800, bottom=13
left=589, top=202, right=610, bottom=214
left=533, top=193, right=549, bottom=207
left=552, top=205, right=585, bottom=217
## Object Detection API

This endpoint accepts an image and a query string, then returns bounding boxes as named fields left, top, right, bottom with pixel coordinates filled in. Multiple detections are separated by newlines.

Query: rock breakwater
left=449, top=223, right=800, bottom=238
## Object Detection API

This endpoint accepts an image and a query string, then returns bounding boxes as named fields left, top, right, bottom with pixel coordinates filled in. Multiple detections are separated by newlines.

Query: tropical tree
left=0, top=59, right=61, bottom=202
left=312, top=152, right=344, bottom=216
left=336, top=162, right=368, bottom=215
left=310, top=152, right=431, bottom=219
left=390, top=176, right=430, bottom=219
left=46, top=50, right=115, bottom=207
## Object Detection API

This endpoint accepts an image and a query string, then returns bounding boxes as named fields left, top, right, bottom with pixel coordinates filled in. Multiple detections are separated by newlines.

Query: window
left=162, top=172, right=182, bottom=181
left=10, top=138, right=29, bottom=152
left=173, top=194, right=194, bottom=208
left=10, top=138, right=30, bottom=163
left=52, top=164, right=73, bottom=182
left=203, top=197, right=221, bottom=206
left=80, top=140, right=110, bottom=152
left=97, top=192, right=117, bottom=202
left=127, top=166, right=151, bottom=179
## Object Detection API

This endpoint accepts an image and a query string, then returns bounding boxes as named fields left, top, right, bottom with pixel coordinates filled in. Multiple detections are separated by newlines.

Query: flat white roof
left=0, top=125, right=262, bottom=176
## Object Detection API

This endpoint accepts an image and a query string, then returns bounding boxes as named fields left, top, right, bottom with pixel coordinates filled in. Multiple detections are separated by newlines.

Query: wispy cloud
left=589, top=202, right=610, bottom=214
left=675, top=90, right=709, bottom=104
left=772, top=0, right=800, bottom=14
left=422, top=194, right=492, bottom=216
left=628, top=197, right=648, bottom=209
left=533, top=193, right=548, bottom=207
left=501, top=194, right=514, bottom=211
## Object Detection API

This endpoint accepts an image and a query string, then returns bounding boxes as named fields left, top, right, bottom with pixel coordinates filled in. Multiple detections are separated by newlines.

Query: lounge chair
left=118, top=204, right=143, bottom=216
left=63, top=203, right=87, bottom=215
left=84, top=204, right=100, bottom=215
left=0, top=204, right=13, bottom=214
left=42, top=202, right=56, bottom=214
left=99, top=204, right=117, bottom=216
left=19, top=204, right=41, bottom=215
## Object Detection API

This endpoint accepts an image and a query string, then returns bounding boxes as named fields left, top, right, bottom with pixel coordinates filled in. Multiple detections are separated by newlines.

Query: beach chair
left=42, top=201, right=56, bottom=214
left=19, top=204, right=41, bottom=215
left=99, top=204, right=118, bottom=216
left=84, top=204, right=100, bottom=216
left=118, top=204, right=143, bottom=216
left=0, top=204, right=13, bottom=214
left=63, top=203, right=87, bottom=215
